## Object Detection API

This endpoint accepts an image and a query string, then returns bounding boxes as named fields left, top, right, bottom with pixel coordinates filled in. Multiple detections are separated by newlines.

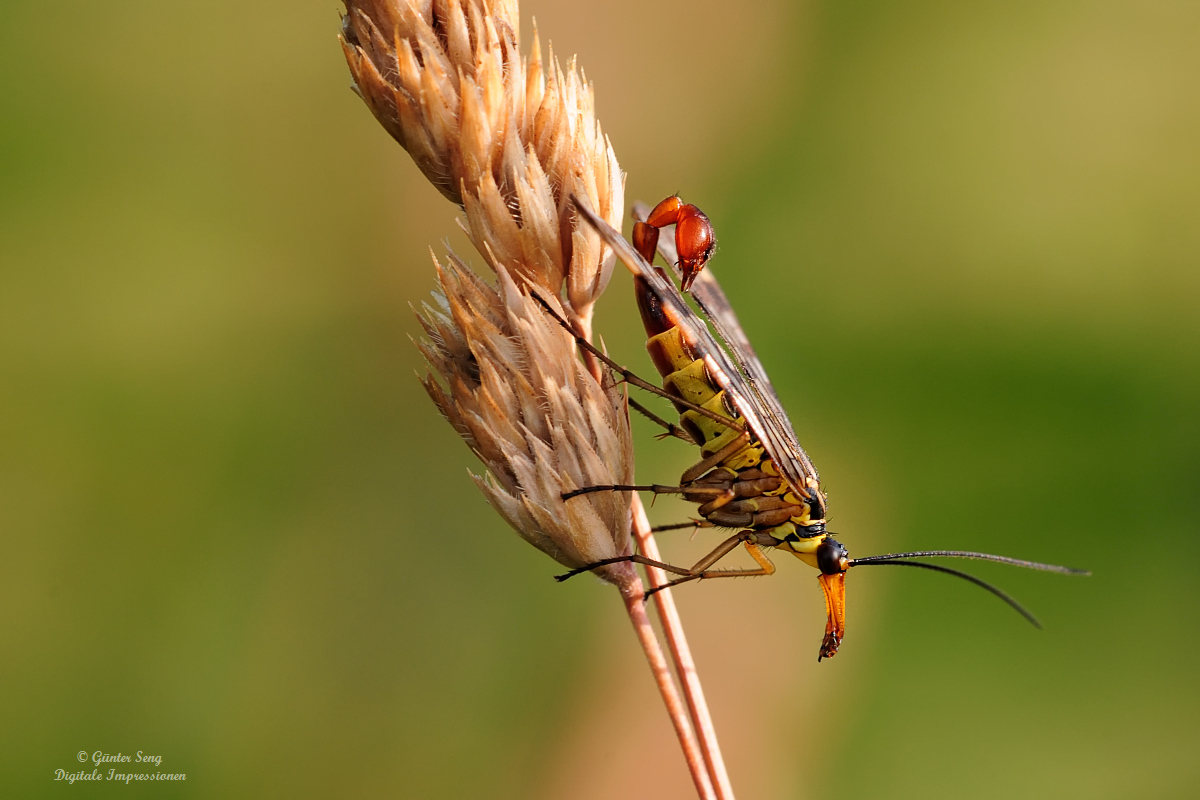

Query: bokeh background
left=2, top=0, right=1197, bottom=797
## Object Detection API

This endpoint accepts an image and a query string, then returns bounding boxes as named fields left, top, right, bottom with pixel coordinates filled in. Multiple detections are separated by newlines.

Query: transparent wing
left=631, top=202, right=820, bottom=494
left=577, top=197, right=819, bottom=498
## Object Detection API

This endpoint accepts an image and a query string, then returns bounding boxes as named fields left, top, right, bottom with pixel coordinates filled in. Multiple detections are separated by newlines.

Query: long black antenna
left=850, top=559, right=1043, bottom=627
left=850, top=550, right=1090, bottom=575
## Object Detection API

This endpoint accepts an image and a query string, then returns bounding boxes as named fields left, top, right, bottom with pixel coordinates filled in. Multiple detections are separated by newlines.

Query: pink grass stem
left=614, top=563, right=716, bottom=800
left=630, top=496, right=737, bottom=800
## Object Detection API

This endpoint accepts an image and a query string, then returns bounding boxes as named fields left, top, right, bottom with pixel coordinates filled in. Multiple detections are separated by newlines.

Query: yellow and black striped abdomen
left=633, top=274, right=825, bottom=549
left=636, top=277, right=764, bottom=471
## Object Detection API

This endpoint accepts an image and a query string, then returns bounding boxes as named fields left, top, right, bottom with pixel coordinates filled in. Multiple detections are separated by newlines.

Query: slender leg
left=650, top=519, right=713, bottom=533
left=562, top=483, right=730, bottom=501
left=555, top=533, right=747, bottom=583
left=629, top=396, right=695, bottom=444
left=554, top=553, right=695, bottom=583
left=531, top=293, right=745, bottom=435
left=556, top=532, right=777, bottom=596
left=645, top=541, right=777, bottom=598
left=690, top=535, right=770, bottom=574
left=563, top=431, right=748, bottom=503
left=680, top=432, right=752, bottom=484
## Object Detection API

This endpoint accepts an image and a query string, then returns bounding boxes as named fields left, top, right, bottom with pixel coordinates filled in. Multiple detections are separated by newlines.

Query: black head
left=816, top=537, right=850, bottom=575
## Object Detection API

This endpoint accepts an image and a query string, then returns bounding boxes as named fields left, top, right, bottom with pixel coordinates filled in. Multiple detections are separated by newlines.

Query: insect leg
left=553, top=553, right=694, bottom=583
left=558, top=533, right=749, bottom=587
left=557, top=533, right=774, bottom=594
left=650, top=519, right=713, bottom=533
left=645, top=540, right=777, bottom=598
left=679, top=432, right=752, bottom=484
left=531, top=293, right=746, bottom=435
left=562, top=484, right=729, bottom=501
left=628, top=397, right=695, bottom=444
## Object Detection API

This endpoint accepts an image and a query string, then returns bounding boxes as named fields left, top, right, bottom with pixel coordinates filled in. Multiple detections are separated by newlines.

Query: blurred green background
left=2, top=0, right=1197, bottom=797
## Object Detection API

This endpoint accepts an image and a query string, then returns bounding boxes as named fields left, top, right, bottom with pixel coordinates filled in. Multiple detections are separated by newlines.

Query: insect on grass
left=549, top=196, right=1089, bottom=661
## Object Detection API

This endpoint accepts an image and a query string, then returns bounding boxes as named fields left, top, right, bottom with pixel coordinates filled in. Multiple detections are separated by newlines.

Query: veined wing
left=578, top=197, right=819, bottom=499
left=631, top=202, right=820, bottom=495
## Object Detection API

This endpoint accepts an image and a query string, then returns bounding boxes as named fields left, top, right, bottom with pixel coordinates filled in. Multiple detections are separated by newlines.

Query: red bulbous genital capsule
left=632, top=195, right=716, bottom=292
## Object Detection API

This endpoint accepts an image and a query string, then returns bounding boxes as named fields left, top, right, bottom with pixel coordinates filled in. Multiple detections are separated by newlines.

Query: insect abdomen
left=636, top=277, right=763, bottom=468
left=634, top=276, right=816, bottom=538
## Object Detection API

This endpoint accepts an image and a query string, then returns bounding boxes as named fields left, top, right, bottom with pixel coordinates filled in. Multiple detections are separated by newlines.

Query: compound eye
left=816, top=538, right=849, bottom=575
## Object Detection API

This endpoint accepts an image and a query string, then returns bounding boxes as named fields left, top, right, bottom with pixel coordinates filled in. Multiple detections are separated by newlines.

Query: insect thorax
left=686, top=459, right=825, bottom=540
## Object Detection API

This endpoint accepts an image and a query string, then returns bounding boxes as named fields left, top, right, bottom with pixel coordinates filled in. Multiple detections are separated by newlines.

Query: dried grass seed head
left=341, top=0, right=624, bottom=321
left=417, top=251, right=634, bottom=582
